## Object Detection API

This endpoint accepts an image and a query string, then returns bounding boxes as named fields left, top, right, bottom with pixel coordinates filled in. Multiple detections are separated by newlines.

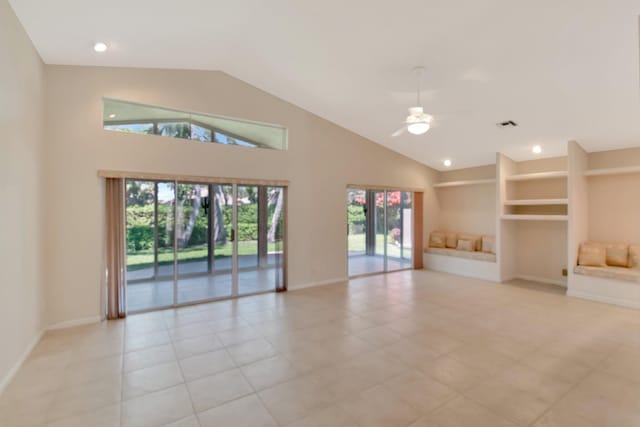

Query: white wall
left=43, top=65, right=438, bottom=326
left=0, top=0, right=45, bottom=390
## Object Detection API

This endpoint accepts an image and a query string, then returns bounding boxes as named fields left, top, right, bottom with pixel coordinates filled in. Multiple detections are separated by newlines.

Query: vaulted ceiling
left=9, top=0, right=640, bottom=169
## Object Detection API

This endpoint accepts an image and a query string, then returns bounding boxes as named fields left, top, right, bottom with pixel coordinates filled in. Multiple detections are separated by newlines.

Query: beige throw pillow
left=629, top=245, right=640, bottom=270
left=445, top=232, right=458, bottom=249
left=456, top=239, right=474, bottom=252
left=604, top=242, right=629, bottom=267
left=482, top=236, right=495, bottom=254
left=429, top=231, right=446, bottom=248
left=458, top=233, right=481, bottom=252
left=578, top=242, right=606, bottom=267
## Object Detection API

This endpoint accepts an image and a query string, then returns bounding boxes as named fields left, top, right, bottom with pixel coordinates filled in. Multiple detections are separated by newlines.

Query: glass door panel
left=126, top=180, right=286, bottom=312
left=347, top=189, right=413, bottom=277
left=372, top=191, right=387, bottom=273
left=347, top=189, right=367, bottom=276
left=125, top=180, right=175, bottom=312
left=385, top=191, right=413, bottom=271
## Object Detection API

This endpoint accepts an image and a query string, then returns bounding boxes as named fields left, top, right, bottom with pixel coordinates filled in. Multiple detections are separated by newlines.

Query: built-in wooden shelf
left=501, top=214, right=568, bottom=221
left=505, top=171, right=568, bottom=181
left=433, top=178, right=496, bottom=188
left=584, top=165, right=640, bottom=177
left=504, top=198, right=568, bottom=206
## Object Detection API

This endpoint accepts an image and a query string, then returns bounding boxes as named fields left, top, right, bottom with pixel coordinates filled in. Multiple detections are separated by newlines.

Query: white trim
left=584, top=165, right=640, bottom=177
left=506, top=171, right=568, bottom=181
left=433, top=178, right=495, bottom=188
left=512, top=275, right=567, bottom=288
left=567, top=290, right=640, bottom=309
left=0, top=329, right=44, bottom=396
left=289, top=277, right=349, bottom=291
left=47, top=315, right=102, bottom=331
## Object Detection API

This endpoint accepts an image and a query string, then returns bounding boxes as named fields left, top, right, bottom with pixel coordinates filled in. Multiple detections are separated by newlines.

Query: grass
left=348, top=233, right=411, bottom=258
left=127, top=241, right=282, bottom=270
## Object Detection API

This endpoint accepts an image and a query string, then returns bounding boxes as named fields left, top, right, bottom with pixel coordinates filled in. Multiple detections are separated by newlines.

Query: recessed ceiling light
left=108, top=113, right=116, bottom=119
left=532, top=145, right=542, bottom=154
left=443, top=159, right=452, bottom=167
left=93, top=42, right=108, bottom=53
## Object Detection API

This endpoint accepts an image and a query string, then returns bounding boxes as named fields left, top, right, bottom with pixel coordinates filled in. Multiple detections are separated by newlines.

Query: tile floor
left=1, top=269, right=640, bottom=427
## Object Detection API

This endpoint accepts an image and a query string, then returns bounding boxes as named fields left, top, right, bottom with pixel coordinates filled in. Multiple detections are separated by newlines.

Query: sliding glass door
left=347, top=188, right=413, bottom=277
left=125, top=179, right=286, bottom=313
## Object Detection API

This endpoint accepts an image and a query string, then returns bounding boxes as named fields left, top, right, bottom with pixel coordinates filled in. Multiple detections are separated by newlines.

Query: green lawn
left=127, top=241, right=282, bottom=270
left=348, top=233, right=411, bottom=258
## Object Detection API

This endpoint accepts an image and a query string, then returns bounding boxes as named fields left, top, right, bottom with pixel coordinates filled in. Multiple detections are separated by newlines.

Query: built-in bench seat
left=423, top=231, right=499, bottom=281
left=425, top=247, right=496, bottom=263
left=574, top=265, right=640, bottom=283
left=568, top=241, right=640, bottom=309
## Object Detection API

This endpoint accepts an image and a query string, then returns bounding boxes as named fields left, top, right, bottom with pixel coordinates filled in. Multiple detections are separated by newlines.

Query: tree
left=176, top=184, right=202, bottom=248
left=267, top=188, right=284, bottom=243
left=213, top=185, right=228, bottom=244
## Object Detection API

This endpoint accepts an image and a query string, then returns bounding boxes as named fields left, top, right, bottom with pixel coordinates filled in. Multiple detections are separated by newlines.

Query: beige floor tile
left=62, top=354, right=123, bottom=386
left=0, top=391, right=53, bottom=427
left=340, top=385, right=421, bottom=427
left=197, top=394, right=277, bottom=427
left=412, top=395, right=519, bottom=427
left=447, top=343, right=516, bottom=375
left=539, top=334, right=621, bottom=368
left=123, top=361, right=184, bottom=399
left=168, top=322, right=214, bottom=341
left=240, top=354, right=307, bottom=390
left=286, top=403, right=361, bottom=427
left=173, top=334, right=225, bottom=359
left=160, top=415, right=201, bottom=427
left=216, top=325, right=261, bottom=346
left=550, top=370, right=640, bottom=427
left=409, top=328, right=464, bottom=354
left=121, top=384, right=194, bottom=427
left=465, top=363, right=574, bottom=425
left=419, top=354, right=492, bottom=392
left=124, top=343, right=176, bottom=372
left=259, top=376, right=337, bottom=425
left=125, top=330, right=172, bottom=352
left=532, top=406, right=598, bottom=427
left=520, top=351, right=592, bottom=384
left=598, top=346, right=640, bottom=383
left=45, top=403, right=120, bottom=427
left=227, top=338, right=278, bottom=366
left=46, top=376, right=121, bottom=421
left=383, top=370, right=458, bottom=415
left=380, top=338, right=441, bottom=368
left=187, top=368, right=253, bottom=412
left=355, top=325, right=404, bottom=347
left=179, top=349, right=236, bottom=381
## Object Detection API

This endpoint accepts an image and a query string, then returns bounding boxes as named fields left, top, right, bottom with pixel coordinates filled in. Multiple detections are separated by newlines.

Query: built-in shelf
left=584, top=165, right=640, bottom=177
left=504, top=198, right=568, bottom=206
left=501, top=214, right=568, bottom=221
left=506, top=171, right=568, bottom=181
left=433, top=178, right=496, bottom=188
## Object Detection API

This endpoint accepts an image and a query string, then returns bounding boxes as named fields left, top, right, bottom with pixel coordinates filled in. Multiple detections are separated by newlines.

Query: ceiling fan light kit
left=393, top=66, right=433, bottom=137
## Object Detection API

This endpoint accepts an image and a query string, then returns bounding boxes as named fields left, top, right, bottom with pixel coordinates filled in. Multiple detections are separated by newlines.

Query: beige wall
left=586, top=147, right=640, bottom=244
left=43, top=65, right=437, bottom=325
left=432, top=164, right=496, bottom=236
left=0, top=0, right=45, bottom=389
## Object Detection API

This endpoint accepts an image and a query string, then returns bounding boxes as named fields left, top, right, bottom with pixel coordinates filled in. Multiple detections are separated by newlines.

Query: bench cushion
left=429, top=231, right=446, bottom=248
left=629, top=245, right=640, bottom=270
left=426, top=247, right=496, bottom=263
left=578, top=242, right=606, bottom=267
left=604, top=242, right=629, bottom=267
left=574, top=265, right=640, bottom=283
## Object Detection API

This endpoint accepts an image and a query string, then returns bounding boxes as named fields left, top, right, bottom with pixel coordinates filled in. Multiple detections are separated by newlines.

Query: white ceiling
left=9, top=0, right=640, bottom=170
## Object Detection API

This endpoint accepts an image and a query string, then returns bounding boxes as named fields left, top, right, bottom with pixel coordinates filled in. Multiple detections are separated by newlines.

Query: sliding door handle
left=230, top=228, right=235, bottom=242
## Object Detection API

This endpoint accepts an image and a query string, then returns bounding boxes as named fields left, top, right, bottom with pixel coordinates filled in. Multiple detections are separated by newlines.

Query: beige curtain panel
left=105, top=178, right=127, bottom=319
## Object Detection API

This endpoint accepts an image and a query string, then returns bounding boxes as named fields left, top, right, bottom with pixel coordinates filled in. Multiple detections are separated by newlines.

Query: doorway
left=347, top=188, right=413, bottom=277
left=125, top=180, right=285, bottom=312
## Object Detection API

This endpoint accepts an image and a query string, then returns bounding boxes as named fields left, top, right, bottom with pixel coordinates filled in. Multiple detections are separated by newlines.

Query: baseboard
left=47, top=315, right=102, bottom=330
left=512, top=275, right=567, bottom=288
left=0, top=329, right=44, bottom=396
left=289, top=277, right=349, bottom=291
left=567, top=290, right=640, bottom=310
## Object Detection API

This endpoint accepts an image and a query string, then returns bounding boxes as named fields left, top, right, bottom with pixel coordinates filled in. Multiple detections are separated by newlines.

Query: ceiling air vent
left=497, top=120, right=518, bottom=128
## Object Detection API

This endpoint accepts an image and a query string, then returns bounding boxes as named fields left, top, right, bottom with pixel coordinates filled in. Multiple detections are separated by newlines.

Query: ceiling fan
left=392, top=66, right=433, bottom=137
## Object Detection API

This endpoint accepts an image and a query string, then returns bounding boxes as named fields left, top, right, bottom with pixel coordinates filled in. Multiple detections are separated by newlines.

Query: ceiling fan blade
left=391, top=126, right=406, bottom=137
